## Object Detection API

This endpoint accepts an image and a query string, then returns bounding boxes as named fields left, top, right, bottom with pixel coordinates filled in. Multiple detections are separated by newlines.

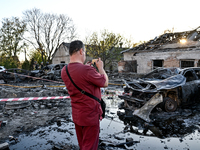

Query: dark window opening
left=197, top=60, right=200, bottom=67
left=60, top=61, right=65, bottom=63
left=124, top=61, right=137, bottom=72
left=153, top=60, right=163, bottom=69
left=181, top=60, right=194, bottom=68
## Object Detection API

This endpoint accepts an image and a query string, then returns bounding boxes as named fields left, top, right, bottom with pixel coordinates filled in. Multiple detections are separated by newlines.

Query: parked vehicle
left=118, top=67, right=200, bottom=122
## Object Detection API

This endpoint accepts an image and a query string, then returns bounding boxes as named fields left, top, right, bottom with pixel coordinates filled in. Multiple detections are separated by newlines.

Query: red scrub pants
left=75, top=122, right=100, bottom=150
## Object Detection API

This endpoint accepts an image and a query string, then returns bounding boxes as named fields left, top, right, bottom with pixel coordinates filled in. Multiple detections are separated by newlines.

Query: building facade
left=52, top=42, right=70, bottom=64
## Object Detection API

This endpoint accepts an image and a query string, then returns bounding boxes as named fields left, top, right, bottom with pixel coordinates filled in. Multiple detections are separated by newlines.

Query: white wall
left=52, top=44, right=70, bottom=64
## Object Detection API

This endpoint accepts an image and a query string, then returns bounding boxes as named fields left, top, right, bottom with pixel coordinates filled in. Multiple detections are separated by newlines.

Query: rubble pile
left=0, top=84, right=68, bottom=98
left=0, top=84, right=71, bottom=140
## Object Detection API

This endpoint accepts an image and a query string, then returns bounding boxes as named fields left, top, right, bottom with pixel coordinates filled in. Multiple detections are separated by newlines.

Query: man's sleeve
left=86, top=67, right=106, bottom=87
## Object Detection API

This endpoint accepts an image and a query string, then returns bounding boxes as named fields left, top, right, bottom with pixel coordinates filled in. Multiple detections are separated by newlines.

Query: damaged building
left=52, top=42, right=92, bottom=65
left=52, top=42, right=70, bottom=64
left=119, top=26, right=200, bottom=74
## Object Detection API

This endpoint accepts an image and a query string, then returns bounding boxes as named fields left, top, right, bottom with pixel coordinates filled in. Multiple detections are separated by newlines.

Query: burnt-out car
left=118, top=67, right=200, bottom=122
left=29, top=63, right=67, bottom=81
left=46, top=63, right=67, bottom=80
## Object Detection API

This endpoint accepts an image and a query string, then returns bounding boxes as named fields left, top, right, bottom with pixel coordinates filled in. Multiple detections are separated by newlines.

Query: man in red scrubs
left=61, top=40, right=108, bottom=150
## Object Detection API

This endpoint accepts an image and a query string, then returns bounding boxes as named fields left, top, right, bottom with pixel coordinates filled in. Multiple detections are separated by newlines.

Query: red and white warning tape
left=0, top=91, right=123, bottom=102
left=0, top=96, right=70, bottom=102
left=3, top=71, right=65, bottom=84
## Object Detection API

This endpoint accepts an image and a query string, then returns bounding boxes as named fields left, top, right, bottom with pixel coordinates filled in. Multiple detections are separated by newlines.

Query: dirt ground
left=0, top=82, right=75, bottom=147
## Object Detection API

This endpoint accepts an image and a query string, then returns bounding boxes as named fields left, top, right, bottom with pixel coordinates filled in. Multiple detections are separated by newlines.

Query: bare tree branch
left=23, top=8, right=77, bottom=62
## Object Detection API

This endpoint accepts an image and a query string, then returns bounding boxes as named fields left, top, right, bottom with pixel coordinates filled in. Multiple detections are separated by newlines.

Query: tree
left=28, top=49, right=44, bottom=65
left=85, top=29, right=130, bottom=70
left=21, top=59, right=30, bottom=70
left=0, top=56, right=19, bottom=68
left=23, top=8, right=77, bottom=63
left=0, top=17, right=27, bottom=57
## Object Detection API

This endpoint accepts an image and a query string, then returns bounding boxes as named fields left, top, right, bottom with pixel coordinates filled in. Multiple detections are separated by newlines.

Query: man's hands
left=95, top=58, right=108, bottom=87
left=95, top=58, right=104, bottom=70
left=85, top=58, right=103, bottom=69
left=85, top=58, right=108, bottom=87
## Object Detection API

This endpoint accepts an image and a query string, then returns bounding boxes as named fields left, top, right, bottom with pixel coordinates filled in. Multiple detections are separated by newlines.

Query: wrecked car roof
left=142, top=67, right=180, bottom=79
left=125, top=67, right=186, bottom=92
left=146, top=74, right=186, bottom=91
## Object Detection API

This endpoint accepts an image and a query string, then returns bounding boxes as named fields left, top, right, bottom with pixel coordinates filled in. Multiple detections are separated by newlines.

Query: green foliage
left=0, top=56, right=19, bottom=69
left=28, top=49, right=43, bottom=64
left=28, top=49, right=47, bottom=70
left=0, top=17, right=27, bottom=57
left=21, top=59, right=30, bottom=70
left=85, top=29, right=128, bottom=70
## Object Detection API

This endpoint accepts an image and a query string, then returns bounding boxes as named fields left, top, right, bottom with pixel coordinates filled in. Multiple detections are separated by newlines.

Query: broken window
left=183, top=71, right=196, bottom=82
left=153, top=60, right=163, bottom=69
left=180, top=60, right=194, bottom=68
left=194, top=69, right=200, bottom=79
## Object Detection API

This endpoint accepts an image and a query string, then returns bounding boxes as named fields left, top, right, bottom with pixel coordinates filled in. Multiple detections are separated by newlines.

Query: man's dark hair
left=69, top=40, right=84, bottom=56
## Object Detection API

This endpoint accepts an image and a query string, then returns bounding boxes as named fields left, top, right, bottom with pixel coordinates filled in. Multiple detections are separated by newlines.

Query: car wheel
left=163, top=97, right=177, bottom=112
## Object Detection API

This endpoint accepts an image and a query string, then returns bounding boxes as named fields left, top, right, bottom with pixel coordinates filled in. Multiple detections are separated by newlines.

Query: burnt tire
left=163, top=97, right=177, bottom=112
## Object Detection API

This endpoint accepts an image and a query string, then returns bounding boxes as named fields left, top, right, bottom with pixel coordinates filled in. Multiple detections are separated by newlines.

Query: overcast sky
left=0, top=0, right=200, bottom=43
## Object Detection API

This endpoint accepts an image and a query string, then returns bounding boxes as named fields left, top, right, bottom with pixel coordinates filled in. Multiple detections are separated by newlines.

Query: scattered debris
left=9, top=136, right=18, bottom=143
left=5, top=101, right=31, bottom=110
left=0, top=142, right=9, bottom=150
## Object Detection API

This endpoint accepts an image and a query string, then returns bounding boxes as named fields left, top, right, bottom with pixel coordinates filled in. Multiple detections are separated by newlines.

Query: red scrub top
left=61, top=63, right=106, bottom=126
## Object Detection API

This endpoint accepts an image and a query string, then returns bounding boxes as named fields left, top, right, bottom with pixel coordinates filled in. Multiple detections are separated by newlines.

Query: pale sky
left=0, top=0, right=200, bottom=43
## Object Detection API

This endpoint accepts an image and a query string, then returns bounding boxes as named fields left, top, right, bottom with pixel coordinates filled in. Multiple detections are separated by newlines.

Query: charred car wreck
left=0, top=63, right=67, bottom=83
left=118, top=67, right=200, bottom=122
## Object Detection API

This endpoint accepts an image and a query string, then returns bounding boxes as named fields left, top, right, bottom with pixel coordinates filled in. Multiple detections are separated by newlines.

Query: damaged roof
left=121, top=26, right=200, bottom=54
left=52, top=42, right=70, bottom=59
